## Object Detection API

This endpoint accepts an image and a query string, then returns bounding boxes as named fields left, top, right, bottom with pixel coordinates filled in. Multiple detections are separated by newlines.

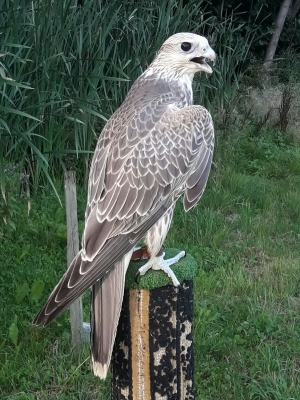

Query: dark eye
left=181, top=42, right=192, bottom=52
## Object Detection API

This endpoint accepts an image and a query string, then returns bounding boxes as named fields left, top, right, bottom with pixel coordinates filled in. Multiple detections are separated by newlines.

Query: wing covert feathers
left=33, top=103, right=214, bottom=327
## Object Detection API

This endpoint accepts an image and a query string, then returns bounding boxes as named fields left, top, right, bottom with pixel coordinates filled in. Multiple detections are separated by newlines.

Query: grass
left=1, top=1, right=299, bottom=398
left=0, top=0, right=262, bottom=197
left=0, top=131, right=299, bottom=399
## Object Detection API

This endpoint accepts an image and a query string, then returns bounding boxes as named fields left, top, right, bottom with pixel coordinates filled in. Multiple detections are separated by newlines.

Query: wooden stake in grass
left=64, top=171, right=83, bottom=358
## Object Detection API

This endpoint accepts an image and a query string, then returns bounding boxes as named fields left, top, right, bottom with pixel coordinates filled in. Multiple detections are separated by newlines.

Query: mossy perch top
left=125, top=248, right=198, bottom=290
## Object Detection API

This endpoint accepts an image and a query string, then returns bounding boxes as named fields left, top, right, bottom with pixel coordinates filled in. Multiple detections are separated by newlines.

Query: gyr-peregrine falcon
left=33, top=32, right=216, bottom=379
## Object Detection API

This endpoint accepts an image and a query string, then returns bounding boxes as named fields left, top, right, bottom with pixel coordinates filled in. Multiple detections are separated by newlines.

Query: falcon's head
left=153, top=32, right=216, bottom=76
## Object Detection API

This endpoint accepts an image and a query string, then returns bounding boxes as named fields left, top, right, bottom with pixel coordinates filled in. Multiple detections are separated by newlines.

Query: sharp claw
left=134, top=270, right=141, bottom=284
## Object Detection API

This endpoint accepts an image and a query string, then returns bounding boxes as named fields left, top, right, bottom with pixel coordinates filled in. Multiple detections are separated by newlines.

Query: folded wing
left=33, top=88, right=214, bottom=327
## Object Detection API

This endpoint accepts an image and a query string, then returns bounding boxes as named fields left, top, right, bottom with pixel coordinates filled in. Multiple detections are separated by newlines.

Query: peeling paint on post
left=111, top=251, right=197, bottom=399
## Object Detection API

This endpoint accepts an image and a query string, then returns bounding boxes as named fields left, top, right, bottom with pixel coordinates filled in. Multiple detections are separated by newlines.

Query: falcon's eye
left=181, top=42, right=192, bottom=52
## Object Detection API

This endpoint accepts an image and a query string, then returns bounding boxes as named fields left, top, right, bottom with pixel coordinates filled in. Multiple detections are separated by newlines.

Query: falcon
left=33, top=32, right=216, bottom=379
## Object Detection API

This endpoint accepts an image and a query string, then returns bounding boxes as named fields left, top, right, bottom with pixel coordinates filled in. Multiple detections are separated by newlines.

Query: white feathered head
left=153, top=32, right=216, bottom=76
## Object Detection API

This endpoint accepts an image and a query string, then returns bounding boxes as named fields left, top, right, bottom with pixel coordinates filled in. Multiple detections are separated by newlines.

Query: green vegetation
left=1, top=132, right=300, bottom=399
left=1, top=0, right=300, bottom=398
left=0, top=0, right=262, bottom=195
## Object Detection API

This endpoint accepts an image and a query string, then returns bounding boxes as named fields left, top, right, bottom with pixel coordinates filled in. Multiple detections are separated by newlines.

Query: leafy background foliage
left=0, top=0, right=267, bottom=196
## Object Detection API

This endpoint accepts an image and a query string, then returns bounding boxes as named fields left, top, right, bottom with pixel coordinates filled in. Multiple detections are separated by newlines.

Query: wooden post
left=64, top=171, right=83, bottom=358
left=111, top=249, right=197, bottom=400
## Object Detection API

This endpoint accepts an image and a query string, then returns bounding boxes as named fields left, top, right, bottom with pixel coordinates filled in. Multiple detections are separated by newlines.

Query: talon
left=134, top=250, right=185, bottom=287
left=134, top=270, right=141, bottom=284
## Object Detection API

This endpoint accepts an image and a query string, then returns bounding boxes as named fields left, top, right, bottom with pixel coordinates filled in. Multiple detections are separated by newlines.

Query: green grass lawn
left=0, top=132, right=300, bottom=399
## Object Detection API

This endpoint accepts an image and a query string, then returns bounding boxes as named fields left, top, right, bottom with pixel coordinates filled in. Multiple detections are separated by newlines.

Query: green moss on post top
left=125, top=248, right=198, bottom=290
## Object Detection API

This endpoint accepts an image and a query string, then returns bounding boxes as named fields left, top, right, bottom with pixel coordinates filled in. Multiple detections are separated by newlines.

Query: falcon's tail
left=90, top=250, right=133, bottom=379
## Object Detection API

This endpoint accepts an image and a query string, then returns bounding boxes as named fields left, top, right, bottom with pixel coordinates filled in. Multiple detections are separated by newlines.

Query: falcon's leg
left=136, top=205, right=185, bottom=287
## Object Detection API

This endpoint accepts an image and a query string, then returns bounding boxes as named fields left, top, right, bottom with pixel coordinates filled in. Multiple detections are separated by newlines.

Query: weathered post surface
left=111, top=248, right=197, bottom=400
left=64, top=171, right=83, bottom=358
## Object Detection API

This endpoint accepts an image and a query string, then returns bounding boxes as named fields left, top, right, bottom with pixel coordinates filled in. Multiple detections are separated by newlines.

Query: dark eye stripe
left=181, top=42, right=192, bottom=52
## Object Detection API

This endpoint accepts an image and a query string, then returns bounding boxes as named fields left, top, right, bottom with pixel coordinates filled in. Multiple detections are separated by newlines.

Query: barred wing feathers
left=33, top=87, right=214, bottom=328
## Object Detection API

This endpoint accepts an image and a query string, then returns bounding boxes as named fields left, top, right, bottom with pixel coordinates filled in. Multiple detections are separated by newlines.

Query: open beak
left=190, top=46, right=216, bottom=74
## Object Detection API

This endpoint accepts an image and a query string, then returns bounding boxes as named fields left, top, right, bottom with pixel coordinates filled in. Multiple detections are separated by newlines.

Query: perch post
left=111, top=248, right=197, bottom=400
left=64, top=170, right=83, bottom=358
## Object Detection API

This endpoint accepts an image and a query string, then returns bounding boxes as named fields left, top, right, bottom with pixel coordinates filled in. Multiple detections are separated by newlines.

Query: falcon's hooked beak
left=190, top=46, right=216, bottom=74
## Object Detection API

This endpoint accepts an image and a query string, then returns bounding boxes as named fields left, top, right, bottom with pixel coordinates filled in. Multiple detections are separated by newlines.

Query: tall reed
left=0, top=0, right=261, bottom=198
